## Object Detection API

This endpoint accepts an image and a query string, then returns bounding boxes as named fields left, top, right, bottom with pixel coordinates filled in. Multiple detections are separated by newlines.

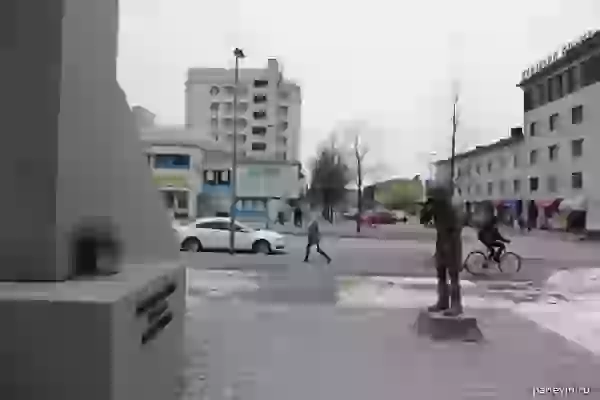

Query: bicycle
left=462, top=246, right=522, bottom=276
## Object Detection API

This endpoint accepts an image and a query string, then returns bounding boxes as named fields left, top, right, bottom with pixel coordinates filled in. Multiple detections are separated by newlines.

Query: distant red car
left=361, top=210, right=397, bottom=225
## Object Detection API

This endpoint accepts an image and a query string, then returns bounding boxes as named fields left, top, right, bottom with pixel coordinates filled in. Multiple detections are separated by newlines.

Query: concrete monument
left=0, top=1, right=185, bottom=398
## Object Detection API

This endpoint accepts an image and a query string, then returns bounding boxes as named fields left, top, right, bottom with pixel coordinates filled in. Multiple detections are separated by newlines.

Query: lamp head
left=233, top=48, right=245, bottom=58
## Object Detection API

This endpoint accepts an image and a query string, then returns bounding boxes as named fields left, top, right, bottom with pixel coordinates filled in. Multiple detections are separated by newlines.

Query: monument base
left=0, top=263, right=186, bottom=400
left=414, top=309, right=484, bottom=342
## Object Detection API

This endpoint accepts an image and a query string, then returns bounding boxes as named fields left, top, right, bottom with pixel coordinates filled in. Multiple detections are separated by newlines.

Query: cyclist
left=477, top=215, right=511, bottom=264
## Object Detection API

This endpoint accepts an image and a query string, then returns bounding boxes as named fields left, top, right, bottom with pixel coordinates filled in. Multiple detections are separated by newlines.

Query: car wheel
left=252, top=239, right=271, bottom=254
left=181, top=237, right=202, bottom=252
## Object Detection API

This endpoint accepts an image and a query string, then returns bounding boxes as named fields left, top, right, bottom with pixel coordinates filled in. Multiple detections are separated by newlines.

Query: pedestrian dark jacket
left=478, top=223, right=508, bottom=244
left=307, top=220, right=320, bottom=245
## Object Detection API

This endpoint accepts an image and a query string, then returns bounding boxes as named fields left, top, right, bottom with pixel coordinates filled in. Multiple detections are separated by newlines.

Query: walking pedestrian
left=303, top=215, right=332, bottom=264
left=294, top=206, right=303, bottom=227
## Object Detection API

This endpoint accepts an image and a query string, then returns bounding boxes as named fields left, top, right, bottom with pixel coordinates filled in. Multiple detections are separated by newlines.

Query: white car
left=174, top=217, right=285, bottom=254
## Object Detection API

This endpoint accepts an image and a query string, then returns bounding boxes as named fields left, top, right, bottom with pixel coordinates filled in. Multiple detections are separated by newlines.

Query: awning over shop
left=559, top=195, right=587, bottom=211
left=536, top=199, right=561, bottom=209
left=494, top=199, right=517, bottom=209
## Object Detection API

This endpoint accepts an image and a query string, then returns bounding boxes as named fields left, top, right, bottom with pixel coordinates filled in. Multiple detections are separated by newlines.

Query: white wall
left=185, top=60, right=302, bottom=162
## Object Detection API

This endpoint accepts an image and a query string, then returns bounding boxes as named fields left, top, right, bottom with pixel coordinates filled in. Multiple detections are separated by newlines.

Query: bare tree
left=332, top=121, right=388, bottom=232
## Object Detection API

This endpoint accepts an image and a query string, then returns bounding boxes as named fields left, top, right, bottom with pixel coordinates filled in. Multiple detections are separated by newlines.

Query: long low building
left=435, top=29, right=600, bottom=233
left=140, top=126, right=305, bottom=222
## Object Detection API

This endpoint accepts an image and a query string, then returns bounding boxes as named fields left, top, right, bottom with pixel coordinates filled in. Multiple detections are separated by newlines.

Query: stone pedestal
left=0, top=1, right=185, bottom=399
left=414, top=309, right=484, bottom=342
left=0, top=264, right=185, bottom=400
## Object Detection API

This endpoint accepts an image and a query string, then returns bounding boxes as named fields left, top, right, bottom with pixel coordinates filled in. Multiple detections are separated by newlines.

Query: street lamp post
left=229, top=48, right=245, bottom=255
left=449, top=95, right=458, bottom=194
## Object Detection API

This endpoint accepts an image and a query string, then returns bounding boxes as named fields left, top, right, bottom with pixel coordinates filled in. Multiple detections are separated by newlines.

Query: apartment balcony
left=252, top=110, right=268, bottom=120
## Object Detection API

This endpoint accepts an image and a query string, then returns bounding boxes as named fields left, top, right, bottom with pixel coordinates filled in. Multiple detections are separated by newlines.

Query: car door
left=209, top=221, right=232, bottom=250
left=194, top=221, right=220, bottom=249
left=234, top=223, right=255, bottom=250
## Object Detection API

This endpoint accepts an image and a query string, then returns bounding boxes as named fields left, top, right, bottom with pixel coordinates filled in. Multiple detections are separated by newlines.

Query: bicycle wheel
left=463, top=251, right=488, bottom=276
left=498, top=251, right=522, bottom=273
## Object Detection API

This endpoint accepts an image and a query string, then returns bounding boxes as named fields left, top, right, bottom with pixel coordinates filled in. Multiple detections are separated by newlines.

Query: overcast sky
left=118, top=0, right=600, bottom=180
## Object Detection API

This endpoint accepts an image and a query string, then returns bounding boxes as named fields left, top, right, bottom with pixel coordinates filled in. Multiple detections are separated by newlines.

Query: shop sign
left=521, top=30, right=596, bottom=81
left=152, top=174, right=189, bottom=189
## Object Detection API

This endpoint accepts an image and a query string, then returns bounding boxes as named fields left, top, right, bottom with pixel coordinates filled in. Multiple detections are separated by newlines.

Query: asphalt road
left=181, top=229, right=600, bottom=286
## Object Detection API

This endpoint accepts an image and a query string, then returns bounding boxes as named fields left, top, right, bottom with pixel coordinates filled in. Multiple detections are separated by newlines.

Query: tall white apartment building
left=185, top=58, right=302, bottom=162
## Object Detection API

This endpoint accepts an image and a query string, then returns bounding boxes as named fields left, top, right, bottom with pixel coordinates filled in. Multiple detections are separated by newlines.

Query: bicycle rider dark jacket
left=478, top=220, right=509, bottom=244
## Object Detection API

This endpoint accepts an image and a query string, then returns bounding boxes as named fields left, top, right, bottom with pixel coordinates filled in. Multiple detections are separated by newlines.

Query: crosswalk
left=186, top=268, right=600, bottom=356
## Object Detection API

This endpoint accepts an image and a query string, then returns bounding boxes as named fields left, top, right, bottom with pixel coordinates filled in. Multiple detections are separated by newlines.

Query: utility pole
left=229, top=48, right=245, bottom=255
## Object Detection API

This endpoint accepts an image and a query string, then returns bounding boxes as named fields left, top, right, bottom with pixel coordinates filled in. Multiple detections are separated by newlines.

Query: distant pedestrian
left=304, top=216, right=332, bottom=264
left=294, top=207, right=303, bottom=227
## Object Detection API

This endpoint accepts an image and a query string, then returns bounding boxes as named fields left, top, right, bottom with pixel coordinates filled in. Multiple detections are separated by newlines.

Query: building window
left=254, top=94, right=267, bottom=103
left=203, top=170, right=216, bottom=185
left=475, top=184, right=481, bottom=195
left=571, top=105, right=583, bottom=124
left=571, top=172, right=583, bottom=189
left=513, top=179, right=521, bottom=194
left=547, top=175, right=557, bottom=193
left=278, top=121, right=289, bottom=132
left=571, top=139, right=583, bottom=158
left=228, top=133, right=247, bottom=143
left=209, top=86, right=220, bottom=96
left=549, top=113, right=559, bottom=131
left=252, top=142, right=267, bottom=151
left=499, top=180, right=506, bottom=194
left=253, top=110, right=267, bottom=120
left=498, top=156, right=506, bottom=168
left=548, top=144, right=558, bottom=161
left=554, top=74, right=563, bottom=99
left=513, top=155, right=519, bottom=168
left=162, top=190, right=189, bottom=211
left=217, top=170, right=231, bottom=185
left=537, top=83, right=546, bottom=105
left=566, top=66, right=580, bottom=93
left=254, top=79, right=269, bottom=88
left=529, top=177, right=539, bottom=193
left=475, top=164, right=481, bottom=175
left=524, top=89, right=533, bottom=111
left=582, top=53, right=600, bottom=87
left=487, top=161, right=493, bottom=173
left=487, top=182, right=493, bottom=196
left=252, top=126, right=267, bottom=136
left=154, top=154, right=191, bottom=170
left=529, top=149, right=538, bottom=165
left=529, top=121, right=537, bottom=137
left=547, top=78, right=554, bottom=102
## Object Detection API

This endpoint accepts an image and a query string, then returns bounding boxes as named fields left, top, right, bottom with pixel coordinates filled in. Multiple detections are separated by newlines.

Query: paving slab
left=179, top=302, right=600, bottom=400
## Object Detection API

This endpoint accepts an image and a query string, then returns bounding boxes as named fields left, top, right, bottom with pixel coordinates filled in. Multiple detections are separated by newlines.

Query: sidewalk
left=180, top=296, right=600, bottom=399
left=514, top=267, right=600, bottom=357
